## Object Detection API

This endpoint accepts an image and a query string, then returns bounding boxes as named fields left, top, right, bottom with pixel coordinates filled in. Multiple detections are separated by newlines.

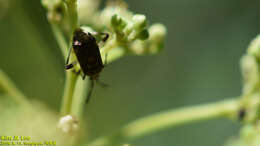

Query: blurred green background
left=1, top=0, right=260, bottom=146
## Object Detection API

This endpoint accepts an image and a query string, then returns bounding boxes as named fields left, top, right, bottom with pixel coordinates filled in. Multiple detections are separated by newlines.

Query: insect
left=65, top=28, right=109, bottom=103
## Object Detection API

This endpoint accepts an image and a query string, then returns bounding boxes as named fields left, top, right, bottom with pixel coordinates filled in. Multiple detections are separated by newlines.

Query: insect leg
left=100, top=32, right=109, bottom=42
left=65, top=47, right=73, bottom=69
left=65, top=61, right=77, bottom=70
left=82, top=74, right=86, bottom=80
left=92, top=32, right=109, bottom=65
left=104, top=53, right=108, bottom=66
left=92, top=32, right=109, bottom=43
left=86, top=79, right=95, bottom=103
left=66, top=47, right=72, bottom=65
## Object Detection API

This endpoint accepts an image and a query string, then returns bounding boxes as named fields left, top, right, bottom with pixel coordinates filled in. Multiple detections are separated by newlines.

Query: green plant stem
left=68, top=77, right=91, bottom=145
left=71, top=77, right=91, bottom=119
left=68, top=47, right=126, bottom=121
left=65, top=0, right=78, bottom=36
left=69, top=47, right=126, bottom=121
left=0, top=70, right=30, bottom=105
left=50, top=23, right=68, bottom=59
left=87, top=98, right=240, bottom=146
left=60, top=71, right=78, bottom=115
left=101, top=38, right=117, bottom=55
left=100, top=36, right=126, bottom=64
left=102, top=47, right=126, bottom=64
left=59, top=0, right=79, bottom=116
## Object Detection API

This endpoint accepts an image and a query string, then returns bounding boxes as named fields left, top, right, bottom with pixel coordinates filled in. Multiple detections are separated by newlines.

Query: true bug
left=65, top=28, right=109, bottom=103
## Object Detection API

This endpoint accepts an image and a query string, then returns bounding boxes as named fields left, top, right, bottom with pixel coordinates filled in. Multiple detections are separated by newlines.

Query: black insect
left=65, top=28, right=109, bottom=103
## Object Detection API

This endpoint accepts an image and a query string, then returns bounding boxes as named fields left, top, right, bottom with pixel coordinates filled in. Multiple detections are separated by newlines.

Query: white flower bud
left=132, top=14, right=147, bottom=30
left=149, top=23, right=166, bottom=43
left=58, top=115, right=79, bottom=134
left=147, top=23, right=167, bottom=53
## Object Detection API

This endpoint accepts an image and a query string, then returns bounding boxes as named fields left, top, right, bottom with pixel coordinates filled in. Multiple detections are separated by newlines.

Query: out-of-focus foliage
left=225, top=123, right=260, bottom=146
left=0, top=97, right=74, bottom=146
left=1, top=0, right=260, bottom=146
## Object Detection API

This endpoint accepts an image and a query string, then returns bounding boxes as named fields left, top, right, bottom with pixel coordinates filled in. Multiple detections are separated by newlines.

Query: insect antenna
left=86, top=79, right=95, bottom=103
left=104, top=53, right=108, bottom=66
left=96, top=78, right=109, bottom=88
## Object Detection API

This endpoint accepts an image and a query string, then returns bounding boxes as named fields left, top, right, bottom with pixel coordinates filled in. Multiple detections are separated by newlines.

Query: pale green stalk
left=60, top=0, right=79, bottom=116
left=61, top=71, right=78, bottom=115
left=87, top=98, right=240, bottom=146
left=70, top=77, right=90, bottom=118
left=50, top=24, right=68, bottom=59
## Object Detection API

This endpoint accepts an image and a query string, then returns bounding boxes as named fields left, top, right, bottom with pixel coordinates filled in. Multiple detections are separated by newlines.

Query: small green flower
left=132, top=14, right=147, bottom=30
left=111, top=14, right=127, bottom=34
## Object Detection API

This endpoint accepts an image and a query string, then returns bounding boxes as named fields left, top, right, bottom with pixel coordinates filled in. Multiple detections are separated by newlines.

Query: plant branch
left=0, top=70, right=30, bottom=105
left=87, top=98, right=240, bottom=146
left=65, top=0, right=78, bottom=36
left=60, top=71, right=78, bottom=115
left=102, top=47, right=126, bottom=64
left=59, top=0, right=79, bottom=116
left=50, top=23, right=68, bottom=59
left=70, top=77, right=91, bottom=119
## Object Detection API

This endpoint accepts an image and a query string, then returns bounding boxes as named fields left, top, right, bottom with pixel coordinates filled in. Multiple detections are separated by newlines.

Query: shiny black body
left=72, top=28, right=104, bottom=80
left=65, top=28, right=109, bottom=103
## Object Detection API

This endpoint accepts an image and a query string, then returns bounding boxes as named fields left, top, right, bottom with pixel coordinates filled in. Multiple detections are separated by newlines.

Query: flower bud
left=111, top=14, right=127, bottom=33
left=149, top=23, right=166, bottom=43
left=148, top=23, right=167, bottom=53
left=136, top=29, right=149, bottom=40
left=132, top=14, right=147, bottom=30
left=58, top=115, right=79, bottom=134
